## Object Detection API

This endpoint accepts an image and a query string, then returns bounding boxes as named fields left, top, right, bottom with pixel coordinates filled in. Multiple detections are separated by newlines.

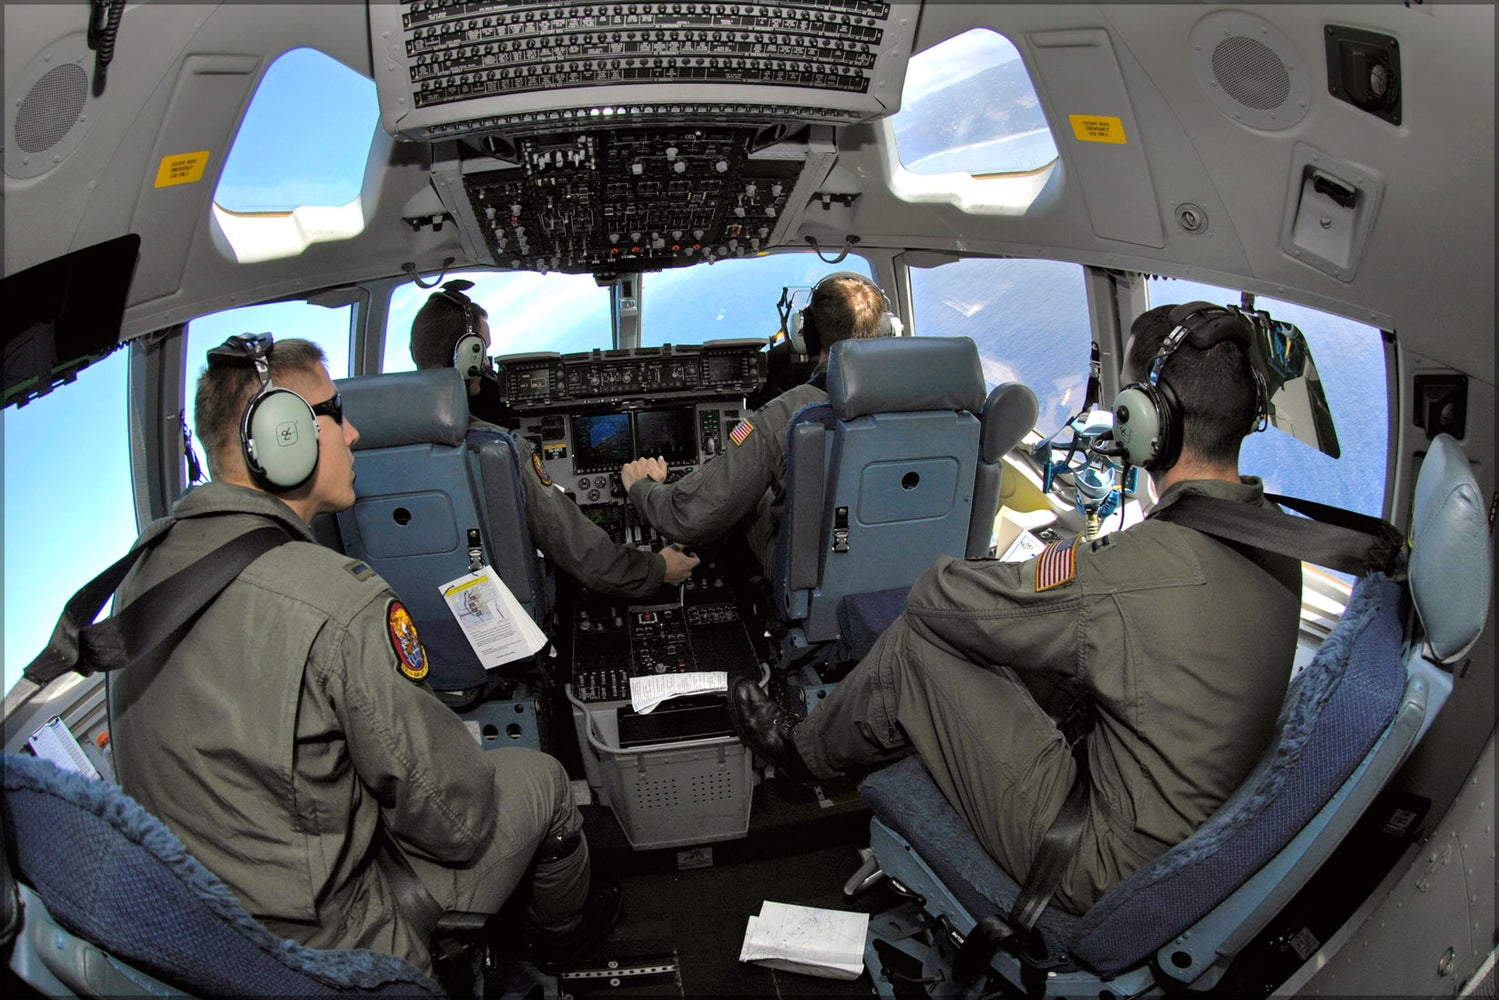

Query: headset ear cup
left=245, top=387, right=319, bottom=490
left=1112, top=385, right=1163, bottom=468
left=789, top=307, right=815, bottom=356
left=454, top=333, right=487, bottom=379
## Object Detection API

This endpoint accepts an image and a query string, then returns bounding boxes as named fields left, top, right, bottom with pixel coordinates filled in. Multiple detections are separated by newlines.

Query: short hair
left=193, top=338, right=327, bottom=480
left=807, top=275, right=886, bottom=348
left=1125, top=304, right=1259, bottom=467
left=410, top=290, right=489, bottom=371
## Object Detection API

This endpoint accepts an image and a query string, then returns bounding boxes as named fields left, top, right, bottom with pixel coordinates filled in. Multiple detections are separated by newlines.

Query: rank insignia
left=386, top=600, right=429, bottom=682
left=345, top=560, right=375, bottom=582
left=532, top=451, right=553, bottom=487
left=729, top=419, right=755, bottom=446
left=1035, top=535, right=1080, bottom=592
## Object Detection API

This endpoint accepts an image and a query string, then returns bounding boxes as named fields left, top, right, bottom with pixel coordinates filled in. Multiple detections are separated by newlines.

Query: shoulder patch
left=345, top=560, right=376, bottom=582
left=729, top=419, right=755, bottom=446
left=531, top=451, right=553, bottom=487
left=1036, top=535, right=1081, bottom=592
left=386, top=600, right=429, bottom=682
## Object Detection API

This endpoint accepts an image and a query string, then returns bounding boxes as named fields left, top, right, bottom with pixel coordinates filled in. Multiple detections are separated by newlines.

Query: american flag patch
left=729, top=419, right=755, bottom=446
left=1035, top=536, right=1080, bottom=592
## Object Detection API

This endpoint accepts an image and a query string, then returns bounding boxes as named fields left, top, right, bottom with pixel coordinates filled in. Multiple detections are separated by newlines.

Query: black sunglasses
left=310, top=392, right=344, bottom=425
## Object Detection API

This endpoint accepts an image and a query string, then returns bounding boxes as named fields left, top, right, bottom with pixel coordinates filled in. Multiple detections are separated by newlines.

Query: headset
left=436, top=279, right=488, bottom=380
left=786, top=271, right=901, bottom=356
left=206, top=332, right=325, bottom=492
left=1107, top=301, right=1268, bottom=472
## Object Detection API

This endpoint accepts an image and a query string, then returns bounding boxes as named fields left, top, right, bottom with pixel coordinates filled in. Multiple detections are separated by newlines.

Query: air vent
left=1190, top=11, right=1310, bottom=131
left=1324, top=25, right=1402, bottom=126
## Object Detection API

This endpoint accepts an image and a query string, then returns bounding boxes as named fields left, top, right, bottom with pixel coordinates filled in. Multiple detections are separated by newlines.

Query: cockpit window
left=891, top=29, right=1058, bottom=176
left=910, top=257, right=1090, bottom=437
left=4, top=351, right=136, bottom=697
left=1145, top=278, right=1388, bottom=517
left=382, top=272, right=613, bottom=373
left=211, top=48, right=378, bottom=262
left=637, top=254, right=873, bottom=349
left=214, top=48, right=377, bottom=213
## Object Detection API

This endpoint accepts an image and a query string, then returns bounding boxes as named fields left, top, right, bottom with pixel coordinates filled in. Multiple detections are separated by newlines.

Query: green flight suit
left=627, top=374, right=828, bottom=571
left=470, top=416, right=665, bottom=599
left=107, top=482, right=588, bottom=974
left=792, top=477, right=1302, bottom=912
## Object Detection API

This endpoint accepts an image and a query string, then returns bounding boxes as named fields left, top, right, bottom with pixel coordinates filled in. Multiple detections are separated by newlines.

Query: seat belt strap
left=953, top=751, right=1091, bottom=989
left=1151, top=493, right=1404, bottom=576
left=22, top=525, right=295, bottom=686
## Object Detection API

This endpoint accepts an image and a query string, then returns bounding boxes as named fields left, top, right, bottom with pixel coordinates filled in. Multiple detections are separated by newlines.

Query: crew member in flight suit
left=727, top=304, right=1303, bottom=913
left=620, top=273, right=890, bottom=571
left=409, top=282, right=699, bottom=597
left=108, top=337, right=614, bottom=975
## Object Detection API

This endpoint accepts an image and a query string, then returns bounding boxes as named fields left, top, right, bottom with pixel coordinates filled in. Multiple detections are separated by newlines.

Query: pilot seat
left=848, top=432, right=1491, bottom=996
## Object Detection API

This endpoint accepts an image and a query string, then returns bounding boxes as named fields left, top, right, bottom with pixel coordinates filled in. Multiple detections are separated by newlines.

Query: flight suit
left=627, top=371, right=828, bottom=571
left=514, top=437, right=664, bottom=598
left=792, top=477, right=1302, bottom=912
left=470, top=414, right=665, bottom=599
left=107, top=482, right=589, bottom=974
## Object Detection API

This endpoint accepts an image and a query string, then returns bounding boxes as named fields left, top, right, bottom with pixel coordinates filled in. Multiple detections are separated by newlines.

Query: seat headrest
left=828, top=337, right=987, bottom=420
left=335, top=368, right=469, bottom=450
left=979, top=383, right=1039, bottom=463
left=1409, top=433, right=1491, bottom=663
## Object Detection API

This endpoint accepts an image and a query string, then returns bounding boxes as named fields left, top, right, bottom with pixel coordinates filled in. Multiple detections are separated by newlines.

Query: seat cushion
left=3, top=753, right=443, bottom=997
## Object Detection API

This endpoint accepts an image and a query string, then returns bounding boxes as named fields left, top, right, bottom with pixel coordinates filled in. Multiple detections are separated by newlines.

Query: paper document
left=738, top=900, right=868, bottom=981
left=438, top=566, right=547, bottom=669
left=29, top=717, right=101, bottom=779
left=628, top=671, right=728, bottom=714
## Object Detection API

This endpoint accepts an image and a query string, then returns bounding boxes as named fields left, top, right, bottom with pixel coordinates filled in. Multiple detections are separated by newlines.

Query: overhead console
left=369, top=1, right=920, bottom=140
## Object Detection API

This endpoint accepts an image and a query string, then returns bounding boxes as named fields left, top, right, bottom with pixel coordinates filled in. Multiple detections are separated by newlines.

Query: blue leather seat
left=771, top=337, right=987, bottom=674
left=3, top=752, right=443, bottom=998
left=966, top=382, right=1040, bottom=559
left=856, top=433, right=1491, bottom=996
left=334, top=368, right=547, bottom=695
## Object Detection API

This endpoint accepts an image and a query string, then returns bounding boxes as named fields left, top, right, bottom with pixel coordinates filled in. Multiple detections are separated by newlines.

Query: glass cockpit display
left=635, top=407, right=697, bottom=466
left=571, top=413, right=633, bottom=473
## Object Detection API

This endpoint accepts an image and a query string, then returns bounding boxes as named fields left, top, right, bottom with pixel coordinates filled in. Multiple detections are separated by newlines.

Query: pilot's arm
left=515, top=441, right=670, bottom=598
left=623, top=406, right=781, bottom=546
left=326, top=590, right=499, bottom=865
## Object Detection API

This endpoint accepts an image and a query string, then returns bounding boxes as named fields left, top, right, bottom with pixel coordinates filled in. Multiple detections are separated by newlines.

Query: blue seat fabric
left=861, top=573, right=1409, bottom=976
left=3, top=752, right=442, bottom=998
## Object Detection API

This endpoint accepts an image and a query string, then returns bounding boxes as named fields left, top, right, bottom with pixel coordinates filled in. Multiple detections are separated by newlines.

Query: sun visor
left=3, top=234, right=140, bottom=410
left=1245, top=310, right=1342, bottom=460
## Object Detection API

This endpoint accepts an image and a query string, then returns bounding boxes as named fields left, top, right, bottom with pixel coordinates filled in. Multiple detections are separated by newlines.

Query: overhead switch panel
left=371, top=0, right=920, bottom=140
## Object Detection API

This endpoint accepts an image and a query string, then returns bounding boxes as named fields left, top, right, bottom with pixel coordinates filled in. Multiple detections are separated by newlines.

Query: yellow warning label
left=154, top=151, right=210, bottom=188
left=1069, top=115, right=1126, bottom=144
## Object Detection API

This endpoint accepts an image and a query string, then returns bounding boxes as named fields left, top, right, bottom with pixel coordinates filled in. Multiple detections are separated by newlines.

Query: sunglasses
left=310, top=392, right=344, bottom=425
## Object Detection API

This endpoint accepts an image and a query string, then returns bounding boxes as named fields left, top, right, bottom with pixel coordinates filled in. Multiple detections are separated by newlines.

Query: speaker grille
left=1211, top=36, right=1291, bottom=111
left=16, top=63, right=88, bottom=153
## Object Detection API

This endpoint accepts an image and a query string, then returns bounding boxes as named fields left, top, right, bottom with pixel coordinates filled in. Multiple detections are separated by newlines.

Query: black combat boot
left=727, top=678, right=818, bottom=785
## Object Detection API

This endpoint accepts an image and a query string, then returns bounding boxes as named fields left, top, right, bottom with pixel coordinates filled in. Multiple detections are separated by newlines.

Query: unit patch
left=386, top=600, right=429, bottom=682
left=345, top=560, right=376, bottom=582
left=1035, top=536, right=1080, bottom=592
left=729, top=419, right=755, bottom=446
left=532, top=451, right=553, bottom=487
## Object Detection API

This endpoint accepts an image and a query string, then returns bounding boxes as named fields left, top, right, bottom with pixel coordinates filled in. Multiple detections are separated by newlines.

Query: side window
left=909, top=258, right=1090, bottom=438
left=382, top=271, right=612, bottom=373
left=184, top=300, right=354, bottom=471
left=1144, top=278, right=1387, bottom=516
left=891, top=28, right=1058, bottom=176
left=4, top=351, right=136, bottom=696
left=638, top=254, right=872, bottom=348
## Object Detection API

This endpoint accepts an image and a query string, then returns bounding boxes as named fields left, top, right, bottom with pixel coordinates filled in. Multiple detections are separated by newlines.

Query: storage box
left=568, top=689, right=754, bottom=850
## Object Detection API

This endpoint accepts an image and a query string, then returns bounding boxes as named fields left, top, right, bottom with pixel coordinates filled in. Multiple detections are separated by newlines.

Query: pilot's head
left=805, top=274, right=887, bottom=357
left=1123, top=304, right=1260, bottom=478
left=195, top=337, right=360, bottom=520
left=410, top=281, right=491, bottom=396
